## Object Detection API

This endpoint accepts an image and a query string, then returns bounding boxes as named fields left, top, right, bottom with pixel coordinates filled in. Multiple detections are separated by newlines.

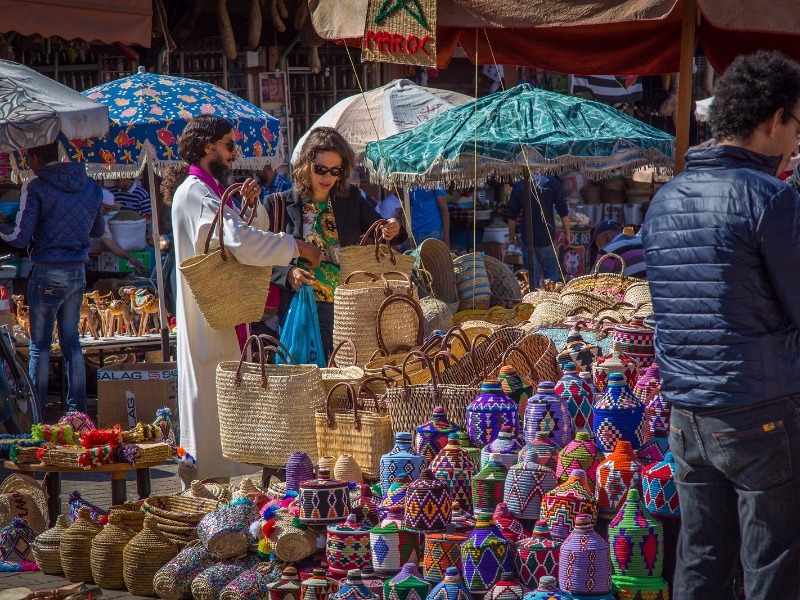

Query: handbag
left=332, top=271, right=422, bottom=367
left=216, top=335, right=325, bottom=466
left=264, top=191, right=287, bottom=316
left=338, top=219, right=415, bottom=281
left=179, top=183, right=271, bottom=330
left=315, top=380, right=394, bottom=479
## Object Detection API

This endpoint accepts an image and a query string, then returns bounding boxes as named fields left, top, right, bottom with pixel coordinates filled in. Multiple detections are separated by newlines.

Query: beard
left=208, top=154, right=233, bottom=187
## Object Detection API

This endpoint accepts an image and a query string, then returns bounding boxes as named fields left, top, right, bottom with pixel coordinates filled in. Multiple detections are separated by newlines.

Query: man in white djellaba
left=161, top=115, right=321, bottom=486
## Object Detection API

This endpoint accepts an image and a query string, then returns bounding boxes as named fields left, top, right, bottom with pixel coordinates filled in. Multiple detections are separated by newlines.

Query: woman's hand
left=380, top=218, right=401, bottom=241
left=240, top=177, right=262, bottom=210
left=288, top=266, right=315, bottom=291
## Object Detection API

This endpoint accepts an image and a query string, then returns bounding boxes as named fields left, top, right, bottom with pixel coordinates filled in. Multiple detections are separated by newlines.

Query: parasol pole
left=674, top=0, right=698, bottom=174
left=523, top=173, right=536, bottom=283
left=146, top=162, right=171, bottom=361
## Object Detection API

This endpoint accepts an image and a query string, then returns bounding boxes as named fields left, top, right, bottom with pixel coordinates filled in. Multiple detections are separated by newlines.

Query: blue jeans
left=669, top=396, right=800, bottom=599
left=413, top=229, right=443, bottom=245
left=522, top=244, right=561, bottom=286
left=28, top=267, right=87, bottom=412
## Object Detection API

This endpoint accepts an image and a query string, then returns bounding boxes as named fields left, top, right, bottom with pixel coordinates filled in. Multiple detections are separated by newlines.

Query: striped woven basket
left=453, top=253, right=492, bottom=311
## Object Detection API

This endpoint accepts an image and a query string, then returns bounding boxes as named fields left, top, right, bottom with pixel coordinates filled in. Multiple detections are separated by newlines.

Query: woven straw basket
left=31, top=514, right=70, bottom=575
left=624, top=280, right=652, bottom=308
left=141, top=495, right=220, bottom=546
left=123, top=516, right=180, bottom=596
left=561, top=252, right=636, bottom=300
left=108, top=502, right=145, bottom=532
left=60, top=507, right=102, bottom=583
left=38, top=444, right=114, bottom=469
left=217, top=335, right=324, bottom=467
left=333, top=271, right=423, bottom=367
left=178, top=183, right=271, bottom=330
left=453, top=253, right=492, bottom=311
left=323, top=340, right=365, bottom=403
left=315, top=381, right=393, bottom=480
left=270, top=509, right=318, bottom=562
left=0, top=473, right=48, bottom=536
left=90, top=512, right=136, bottom=589
left=483, top=254, right=522, bottom=308
left=339, top=219, right=416, bottom=281
left=191, top=555, right=263, bottom=600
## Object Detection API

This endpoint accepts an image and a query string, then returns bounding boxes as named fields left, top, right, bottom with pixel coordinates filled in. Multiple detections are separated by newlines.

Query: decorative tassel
left=81, top=427, right=122, bottom=448
left=257, top=538, right=271, bottom=559
left=249, top=519, right=263, bottom=540
left=288, top=504, right=299, bottom=517
left=279, top=496, right=294, bottom=508
left=284, top=490, right=298, bottom=498
left=262, top=519, right=276, bottom=538
left=290, top=517, right=308, bottom=530
left=31, top=424, right=74, bottom=445
left=261, top=502, right=280, bottom=520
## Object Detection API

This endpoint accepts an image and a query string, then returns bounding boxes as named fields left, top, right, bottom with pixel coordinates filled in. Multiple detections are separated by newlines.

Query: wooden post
left=674, top=0, right=698, bottom=174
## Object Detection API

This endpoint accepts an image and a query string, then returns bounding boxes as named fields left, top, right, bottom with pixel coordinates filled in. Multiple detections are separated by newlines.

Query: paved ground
left=0, top=394, right=264, bottom=599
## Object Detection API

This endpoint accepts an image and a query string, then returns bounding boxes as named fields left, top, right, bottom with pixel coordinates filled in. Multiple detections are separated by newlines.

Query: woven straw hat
left=420, top=297, right=454, bottom=338
left=415, top=238, right=459, bottom=312
left=483, top=255, right=522, bottom=308
left=183, top=479, right=232, bottom=502
left=0, top=474, right=47, bottom=536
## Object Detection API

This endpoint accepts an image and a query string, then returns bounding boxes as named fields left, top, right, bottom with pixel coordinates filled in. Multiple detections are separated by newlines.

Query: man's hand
left=380, top=218, right=401, bottom=241
left=296, top=240, right=323, bottom=268
left=240, top=177, right=262, bottom=210
left=128, top=257, right=145, bottom=269
left=288, top=266, right=314, bottom=291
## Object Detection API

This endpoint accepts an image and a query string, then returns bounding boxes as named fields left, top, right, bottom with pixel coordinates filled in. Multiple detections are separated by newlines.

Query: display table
left=4, top=459, right=163, bottom=527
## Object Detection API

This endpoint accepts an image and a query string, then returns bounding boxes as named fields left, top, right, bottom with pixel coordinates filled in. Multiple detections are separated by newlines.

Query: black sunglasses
left=312, top=163, right=344, bottom=177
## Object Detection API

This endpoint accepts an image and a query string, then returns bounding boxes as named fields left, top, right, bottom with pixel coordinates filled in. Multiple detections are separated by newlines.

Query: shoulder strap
left=269, top=192, right=287, bottom=234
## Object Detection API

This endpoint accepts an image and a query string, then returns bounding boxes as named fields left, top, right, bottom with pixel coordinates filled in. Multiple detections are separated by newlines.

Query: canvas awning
left=2, top=0, right=152, bottom=48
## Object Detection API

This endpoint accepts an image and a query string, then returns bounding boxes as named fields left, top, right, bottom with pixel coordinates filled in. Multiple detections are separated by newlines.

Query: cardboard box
left=98, top=251, right=153, bottom=273
left=97, top=362, right=177, bottom=429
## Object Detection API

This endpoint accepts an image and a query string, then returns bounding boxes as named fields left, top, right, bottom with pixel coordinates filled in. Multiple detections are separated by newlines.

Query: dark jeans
left=28, top=266, right=87, bottom=412
left=670, top=396, right=800, bottom=599
left=522, top=243, right=561, bottom=286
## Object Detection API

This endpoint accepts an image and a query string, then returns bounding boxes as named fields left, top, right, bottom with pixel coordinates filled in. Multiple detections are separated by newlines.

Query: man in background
left=100, top=189, right=145, bottom=271
left=591, top=219, right=646, bottom=279
left=0, top=142, right=105, bottom=415
left=642, top=50, right=800, bottom=598
left=409, top=185, right=449, bottom=247
left=505, top=174, right=570, bottom=286
left=110, top=177, right=151, bottom=215
left=257, top=164, right=292, bottom=202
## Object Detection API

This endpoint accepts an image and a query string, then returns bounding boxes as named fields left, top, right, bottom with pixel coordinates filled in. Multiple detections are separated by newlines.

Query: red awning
left=2, top=0, right=152, bottom=48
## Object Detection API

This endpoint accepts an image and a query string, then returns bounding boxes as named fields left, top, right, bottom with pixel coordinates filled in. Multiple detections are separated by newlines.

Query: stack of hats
left=607, top=489, right=669, bottom=600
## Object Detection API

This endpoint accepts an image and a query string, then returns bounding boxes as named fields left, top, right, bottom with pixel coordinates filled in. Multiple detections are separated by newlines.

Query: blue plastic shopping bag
left=277, top=284, right=325, bottom=367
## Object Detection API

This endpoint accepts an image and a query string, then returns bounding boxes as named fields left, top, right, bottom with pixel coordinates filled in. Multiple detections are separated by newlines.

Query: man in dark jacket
left=641, top=51, right=800, bottom=598
left=0, top=143, right=104, bottom=414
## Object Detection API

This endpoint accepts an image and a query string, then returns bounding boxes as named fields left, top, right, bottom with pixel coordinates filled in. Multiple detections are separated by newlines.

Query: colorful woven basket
left=517, top=431, right=560, bottom=472
left=267, top=566, right=303, bottom=600
left=593, top=342, right=639, bottom=393
left=334, top=569, right=382, bottom=600
left=221, top=562, right=282, bottom=600
left=558, top=513, right=612, bottom=595
left=380, top=433, right=428, bottom=496
left=523, top=381, right=573, bottom=448
left=460, top=514, right=514, bottom=595
left=197, top=497, right=260, bottom=560
left=369, top=521, right=421, bottom=576
left=191, top=555, right=264, bottom=600
left=484, top=572, right=524, bottom=600
left=327, top=513, right=373, bottom=576
left=472, top=454, right=508, bottom=515
left=467, top=380, right=519, bottom=448
left=515, top=520, right=562, bottom=588
left=642, top=452, right=680, bottom=518
left=480, top=426, right=521, bottom=470
left=300, top=568, right=338, bottom=600
left=299, top=468, right=351, bottom=525
left=608, top=489, right=664, bottom=580
left=404, top=469, right=452, bottom=533
left=429, top=434, right=477, bottom=513
left=636, top=427, right=670, bottom=465
left=595, top=440, right=644, bottom=517
left=384, top=562, right=430, bottom=600
left=554, top=362, right=594, bottom=432
left=592, top=373, right=646, bottom=453
left=555, top=431, right=604, bottom=490
left=540, top=469, right=598, bottom=542
left=427, top=566, right=471, bottom=600
left=525, top=576, right=572, bottom=600
left=491, top=503, right=526, bottom=544
left=503, top=459, right=557, bottom=521
left=153, top=543, right=219, bottom=600
left=414, top=406, right=461, bottom=465
left=422, top=533, right=466, bottom=583
left=57, top=410, right=96, bottom=436
left=287, top=452, right=315, bottom=493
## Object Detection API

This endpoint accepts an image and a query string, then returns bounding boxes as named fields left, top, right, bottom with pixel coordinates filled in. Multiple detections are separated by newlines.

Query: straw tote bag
left=339, top=219, right=416, bottom=281
left=333, top=271, right=423, bottom=366
left=384, top=350, right=481, bottom=433
left=216, top=335, right=324, bottom=467
left=315, top=381, right=394, bottom=479
left=179, top=183, right=272, bottom=330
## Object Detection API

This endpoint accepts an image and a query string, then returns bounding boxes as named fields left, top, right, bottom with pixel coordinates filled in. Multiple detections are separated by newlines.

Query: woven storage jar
left=60, top=506, right=102, bottom=583
left=90, top=512, right=136, bottom=589
left=123, top=516, right=180, bottom=596
left=335, top=455, right=365, bottom=483
left=422, top=533, right=466, bottom=583
left=153, top=542, right=218, bottom=600
left=31, top=514, right=70, bottom=575
left=108, top=502, right=145, bottom=532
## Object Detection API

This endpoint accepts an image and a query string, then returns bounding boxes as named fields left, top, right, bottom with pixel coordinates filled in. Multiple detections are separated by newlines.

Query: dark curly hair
left=710, top=50, right=800, bottom=142
left=293, top=127, right=355, bottom=202
left=160, top=115, right=233, bottom=205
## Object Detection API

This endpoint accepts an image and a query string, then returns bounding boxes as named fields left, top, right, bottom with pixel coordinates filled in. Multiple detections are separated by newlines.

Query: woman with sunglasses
left=264, top=126, right=406, bottom=360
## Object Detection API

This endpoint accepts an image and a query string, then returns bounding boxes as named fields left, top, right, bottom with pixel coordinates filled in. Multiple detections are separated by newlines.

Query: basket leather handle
left=380, top=271, right=414, bottom=297
left=359, top=219, right=398, bottom=267
left=469, top=332, right=491, bottom=354
left=204, top=183, right=258, bottom=259
left=361, top=375, right=396, bottom=392
left=433, top=349, right=458, bottom=374
left=376, top=294, right=424, bottom=356
left=501, top=346, right=540, bottom=384
left=256, top=334, right=298, bottom=365
left=328, top=339, right=358, bottom=368
left=400, top=349, right=440, bottom=399
left=441, top=326, right=470, bottom=354
left=593, top=251, right=627, bottom=276
left=343, top=271, right=381, bottom=285
left=325, top=381, right=362, bottom=430
left=235, top=335, right=268, bottom=388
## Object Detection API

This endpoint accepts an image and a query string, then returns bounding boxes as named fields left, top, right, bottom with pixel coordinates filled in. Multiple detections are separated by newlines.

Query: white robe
left=172, top=175, right=298, bottom=484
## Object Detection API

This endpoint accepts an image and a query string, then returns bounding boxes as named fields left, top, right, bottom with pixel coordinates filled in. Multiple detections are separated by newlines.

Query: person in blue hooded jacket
left=0, top=142, right=104, bottom=415
left=642, top=50, right=800, bottom=598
